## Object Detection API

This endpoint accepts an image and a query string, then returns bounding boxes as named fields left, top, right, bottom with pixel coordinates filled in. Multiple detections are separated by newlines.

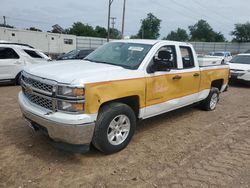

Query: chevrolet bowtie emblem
left=25, top=84, right=33, bottom=94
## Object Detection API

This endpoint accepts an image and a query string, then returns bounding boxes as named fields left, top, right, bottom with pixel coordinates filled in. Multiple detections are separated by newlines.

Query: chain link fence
left=76, top=37, right=250, bottom=55
left=190, top=42, right=250, bottom=55
left=76, top=36, right=107, bottom=50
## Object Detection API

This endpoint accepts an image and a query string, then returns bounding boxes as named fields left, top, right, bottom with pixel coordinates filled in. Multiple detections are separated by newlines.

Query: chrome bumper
left=19, top=92, right=95, bottom=145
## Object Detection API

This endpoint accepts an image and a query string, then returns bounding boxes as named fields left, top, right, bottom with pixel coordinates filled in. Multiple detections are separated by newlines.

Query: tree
left=133, top=13, right=161, bottom=39
left=27, top=27, right=42, bottom=32
left=109, top=28, right=122, bottom=39
left=68, top=22, right=96, bottom=37
left=0, top=24, right=14, bottom=28
left=189, top=19, right=225, bottom=42
left=231, top=22, right=250, bottom=42
left=163, top=28, right=189, bottom=41
left=95, top=26, right=107, bottom=38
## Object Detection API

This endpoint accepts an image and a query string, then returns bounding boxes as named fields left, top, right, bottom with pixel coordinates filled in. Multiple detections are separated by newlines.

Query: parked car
left=0, top=43, right=50, bottom=85
left=228, top=53, right=250, bottom=84
left=56, top=49, right=94, bottom=60
left=18, top=40, right=229, bottom=154
left=208, top=51, right=232, bottom=63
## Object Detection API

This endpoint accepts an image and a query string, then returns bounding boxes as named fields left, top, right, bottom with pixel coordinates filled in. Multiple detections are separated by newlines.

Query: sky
left=0, top=0, right=249, bottom=40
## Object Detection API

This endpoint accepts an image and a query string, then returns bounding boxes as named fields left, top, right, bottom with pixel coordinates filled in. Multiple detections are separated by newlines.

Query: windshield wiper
left=84, top=58, right=131, bottom=69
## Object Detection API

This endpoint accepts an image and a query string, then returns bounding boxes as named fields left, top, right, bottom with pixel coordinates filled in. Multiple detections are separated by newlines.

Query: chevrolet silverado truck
left=18, top=40, right=229, bottom=154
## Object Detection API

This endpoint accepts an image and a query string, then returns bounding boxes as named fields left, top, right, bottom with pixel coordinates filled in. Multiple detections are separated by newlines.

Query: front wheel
left=92, top=102, right=136, bottom=154
left=200, top=87, right=220, bottom=111
left=15, top=73, right=22, bottom=85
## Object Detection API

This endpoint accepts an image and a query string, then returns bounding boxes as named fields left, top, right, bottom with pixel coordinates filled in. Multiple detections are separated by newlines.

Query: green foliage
left=27, top=27, right=42, bottom=32
left=109, top=28, right=122, bottom=39
left=134, top=13, right=161, bottom=39
left=189, top=19, right=225, bottom=42
left=68, top=22, right=95, bottom=37
left=231, top=22, right=250, bottom=42
left=67, top=22, right=121, bottom=39
left=95, top=26, right=107, bottom=38
left=163, top=28, right=189, bottom=41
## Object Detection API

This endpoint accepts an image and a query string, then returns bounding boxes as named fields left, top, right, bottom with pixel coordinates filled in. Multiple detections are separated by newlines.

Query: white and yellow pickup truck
left=18, top=40, right=229, bottom=154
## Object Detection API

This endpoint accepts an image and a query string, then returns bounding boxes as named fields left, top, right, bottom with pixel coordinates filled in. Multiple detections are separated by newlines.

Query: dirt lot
left=0, top=84, right=250, bottom=188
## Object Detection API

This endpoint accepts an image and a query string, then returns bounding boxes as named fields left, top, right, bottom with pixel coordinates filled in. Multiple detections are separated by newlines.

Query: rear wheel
left=200, top=87, right=220, bottom=111
left=92, top=102, right=136, bottom=154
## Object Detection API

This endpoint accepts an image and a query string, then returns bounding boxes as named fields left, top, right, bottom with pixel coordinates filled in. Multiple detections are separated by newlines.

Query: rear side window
left=180, top=46, right=194, bottom=68
left=24, top=50, right=43, bottom=58
left=0, top=47, right=19, bottom=59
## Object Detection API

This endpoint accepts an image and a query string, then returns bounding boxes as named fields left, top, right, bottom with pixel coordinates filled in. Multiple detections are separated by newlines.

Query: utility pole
left=110, top=17, right=116, bottom=39
left=121, top=0, right=126, bottom=39
left=110, top=17, right=116, bottom=29
left=3, top=16, right=6, bottom=26
left=141, top=19, right=144, bottom=39
left=107, top=0, right=114, bottom=42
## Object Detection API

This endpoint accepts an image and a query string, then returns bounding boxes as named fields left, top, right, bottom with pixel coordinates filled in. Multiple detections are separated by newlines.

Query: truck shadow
left=229, top=81, right=250, bottom=88
left=3, top=104, right=198, bottom=162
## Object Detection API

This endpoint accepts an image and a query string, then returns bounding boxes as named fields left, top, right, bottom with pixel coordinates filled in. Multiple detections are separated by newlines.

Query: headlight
left=57, top=100, right=84, bottom=112
left=57, top=86, right=85, bottom=98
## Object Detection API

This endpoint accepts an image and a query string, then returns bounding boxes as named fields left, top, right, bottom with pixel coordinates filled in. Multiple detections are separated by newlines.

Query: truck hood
left=228, top=62, right=250, bottom=71
left=24, top=60, right=140, bottom=85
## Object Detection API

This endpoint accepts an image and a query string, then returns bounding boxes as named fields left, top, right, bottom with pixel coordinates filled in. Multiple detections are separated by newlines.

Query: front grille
left=24, top=91, right=53, bottom=110
left=22, top=74, right=53, bottom=93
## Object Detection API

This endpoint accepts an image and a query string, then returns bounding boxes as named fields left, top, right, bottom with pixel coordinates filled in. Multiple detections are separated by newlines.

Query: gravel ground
left=0, top=84, right=250, bottom=188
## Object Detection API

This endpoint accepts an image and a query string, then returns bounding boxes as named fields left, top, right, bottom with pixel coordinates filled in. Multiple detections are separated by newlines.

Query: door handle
left=14, top=61, right=22, bottom=65
left=172, top=75, right=182, bottom=80
left=193, top=73, right=200, bottom=77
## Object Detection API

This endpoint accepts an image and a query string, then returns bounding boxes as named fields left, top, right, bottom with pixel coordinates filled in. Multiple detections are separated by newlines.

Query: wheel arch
left=98, top=95, right=140, bottom=119
left=211, top=79, right=224, bottom=91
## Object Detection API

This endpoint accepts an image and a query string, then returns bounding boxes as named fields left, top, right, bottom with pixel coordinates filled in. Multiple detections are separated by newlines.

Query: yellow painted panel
left=200, top=68, right=229, bottom=91
left=84, top=68, right=229, bottom=114
left=85, top=78, right=146, bottom=114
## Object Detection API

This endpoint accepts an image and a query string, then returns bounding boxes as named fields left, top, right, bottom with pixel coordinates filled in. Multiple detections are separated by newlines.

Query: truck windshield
left=230, top=55, right=250, bottom=64
left=84, top=42, right=152, bottom=69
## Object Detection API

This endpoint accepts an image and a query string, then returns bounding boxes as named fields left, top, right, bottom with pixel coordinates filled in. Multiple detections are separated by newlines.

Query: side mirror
left=148, top=60, right=171, bottom=73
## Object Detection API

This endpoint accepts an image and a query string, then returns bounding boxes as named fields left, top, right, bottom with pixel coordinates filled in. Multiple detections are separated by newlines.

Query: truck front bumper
left=18, top=92, right=96, bottom=147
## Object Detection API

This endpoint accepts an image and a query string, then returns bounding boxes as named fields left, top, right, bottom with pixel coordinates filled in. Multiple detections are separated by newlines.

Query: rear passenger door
left=178, top=46, right=200, bottom=105
left=0, top=47, right=21, bottom=80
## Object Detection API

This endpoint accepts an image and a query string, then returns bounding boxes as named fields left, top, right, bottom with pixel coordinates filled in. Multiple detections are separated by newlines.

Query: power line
left=171, top=0, right=232, bottom=29
left=148, top=0, right=199, bottom=22
left=191, top=0, right=231, bottom=23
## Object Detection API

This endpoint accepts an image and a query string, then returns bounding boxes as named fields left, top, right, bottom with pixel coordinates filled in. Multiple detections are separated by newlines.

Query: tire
left=92, top=102, right=136, bottom=154
left=15, top=73, right=22, bottom=85
left=200, top=87, right=220, bottom=111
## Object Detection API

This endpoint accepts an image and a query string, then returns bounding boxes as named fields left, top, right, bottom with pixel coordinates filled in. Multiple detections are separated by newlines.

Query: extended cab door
left=144, top=44, right=201, bottom=118
left=145, top=45, right=184, bottom=118
left=0, top=47, right=21, bottom=81
left=177, top=45, right=200, bottom=105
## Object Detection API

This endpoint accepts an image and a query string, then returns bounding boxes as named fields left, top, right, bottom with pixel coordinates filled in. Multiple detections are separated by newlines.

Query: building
left=0, top=27, right=76, bottom=55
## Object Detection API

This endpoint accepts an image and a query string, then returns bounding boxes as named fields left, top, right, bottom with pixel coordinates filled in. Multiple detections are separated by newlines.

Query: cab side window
left=154, top=45, right=177, bottom=69
left=180, top=46, right=194, bottom=68
left=0, top=47, right=19, bottom=59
